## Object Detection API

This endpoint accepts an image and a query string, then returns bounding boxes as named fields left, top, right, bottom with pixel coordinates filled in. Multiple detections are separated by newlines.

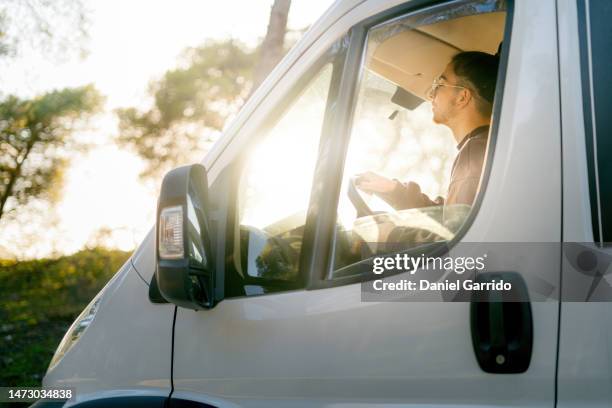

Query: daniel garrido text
left=372, top=278, right=512, bottom=292
left=370, top=253, right=513, bottom=293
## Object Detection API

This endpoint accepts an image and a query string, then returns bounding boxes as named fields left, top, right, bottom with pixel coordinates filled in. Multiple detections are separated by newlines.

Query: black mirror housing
left=155, top=164, right=218, bottom=309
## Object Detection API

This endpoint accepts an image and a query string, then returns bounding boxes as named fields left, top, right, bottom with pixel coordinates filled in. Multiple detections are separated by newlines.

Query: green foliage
left=0, top=9, right=10, bottom=56
left=0, top=85, right=103, bottom=221
left=0, top=247, right=131, bottom=387
left=116, top=40, right=256, bottom=180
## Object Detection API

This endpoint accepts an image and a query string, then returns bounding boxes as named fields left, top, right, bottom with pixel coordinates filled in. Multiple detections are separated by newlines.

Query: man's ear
left=456, top=88, right=472, bottom=109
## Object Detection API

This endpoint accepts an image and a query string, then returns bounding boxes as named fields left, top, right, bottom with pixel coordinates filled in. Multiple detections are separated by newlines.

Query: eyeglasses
left=427, top=77, right=470, bottom=100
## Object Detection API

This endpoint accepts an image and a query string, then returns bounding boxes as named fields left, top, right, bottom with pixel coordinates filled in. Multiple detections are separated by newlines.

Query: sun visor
left=368, top=12, right=505, bottom=102
left=369, top=30, right=459, bottom=101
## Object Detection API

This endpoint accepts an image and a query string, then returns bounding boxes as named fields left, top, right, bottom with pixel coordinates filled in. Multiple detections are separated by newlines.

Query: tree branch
left=0, top=134, right=36, bottom=221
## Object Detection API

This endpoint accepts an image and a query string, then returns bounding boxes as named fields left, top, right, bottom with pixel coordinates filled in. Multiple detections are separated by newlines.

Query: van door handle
left=470, top=272, right=533, bottom=373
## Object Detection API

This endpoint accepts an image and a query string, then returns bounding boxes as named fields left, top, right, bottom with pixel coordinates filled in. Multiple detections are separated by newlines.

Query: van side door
left=171, top=0, right=562, bottom=406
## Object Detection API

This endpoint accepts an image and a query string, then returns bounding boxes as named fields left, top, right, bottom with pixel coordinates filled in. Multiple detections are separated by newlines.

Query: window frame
left=577, top=0, right=612, bottom=246
left=305, top=0, right=516, bottom=289
left=219, top=39, right=348, bottom=298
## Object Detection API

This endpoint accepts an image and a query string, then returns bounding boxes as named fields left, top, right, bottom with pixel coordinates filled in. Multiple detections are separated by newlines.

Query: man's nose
left=427, top=87, right=435, bottom=100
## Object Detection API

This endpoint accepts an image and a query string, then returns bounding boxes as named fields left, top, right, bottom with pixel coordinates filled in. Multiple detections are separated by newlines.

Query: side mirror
left=155, top=164, right=218, bottom=309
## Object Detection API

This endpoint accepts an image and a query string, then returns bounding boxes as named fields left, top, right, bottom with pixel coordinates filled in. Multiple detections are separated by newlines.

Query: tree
left=252, top=0, right=292, bottom=91
left=116, top=40, right=256, bottom=180
left=0, top=85, right=102, bottom=221
left=0, top=0, right=89, bottom=60
left=116, top=1, right=293, bottom=181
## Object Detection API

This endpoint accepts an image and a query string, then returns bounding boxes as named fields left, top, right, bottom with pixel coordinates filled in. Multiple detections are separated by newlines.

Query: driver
left=356, top=51, right=499, bottom=210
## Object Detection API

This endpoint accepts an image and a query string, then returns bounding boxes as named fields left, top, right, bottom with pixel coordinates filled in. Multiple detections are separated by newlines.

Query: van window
left=331, top=0, right=508, bottom=275
left=233, top=63, right=335, bottom=287
left=579, top=0, right=612, bottom=245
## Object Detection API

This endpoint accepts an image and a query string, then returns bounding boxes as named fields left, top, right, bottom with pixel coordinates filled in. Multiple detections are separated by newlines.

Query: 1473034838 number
left=2, top=387, right=74, bottom=402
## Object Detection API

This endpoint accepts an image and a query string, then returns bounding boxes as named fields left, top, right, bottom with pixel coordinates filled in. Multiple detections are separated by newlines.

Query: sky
left=0, top=0, right=335, bottom=259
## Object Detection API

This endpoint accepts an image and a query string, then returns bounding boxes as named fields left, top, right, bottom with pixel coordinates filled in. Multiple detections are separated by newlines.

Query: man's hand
left=354, top=171, right=397, bottom=194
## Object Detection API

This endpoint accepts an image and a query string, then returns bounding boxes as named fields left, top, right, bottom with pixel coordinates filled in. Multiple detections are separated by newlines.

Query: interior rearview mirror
left=155, top=164, right=218, bottom=309
left=391, top=86, right=424, bottom=111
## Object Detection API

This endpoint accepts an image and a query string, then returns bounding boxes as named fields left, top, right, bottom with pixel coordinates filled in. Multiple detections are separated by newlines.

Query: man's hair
left=450, top=51, right=500, bottom=117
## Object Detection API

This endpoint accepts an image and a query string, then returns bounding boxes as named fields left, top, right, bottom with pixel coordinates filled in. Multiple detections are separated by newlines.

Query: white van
left=41, top=0, right=612, bottom=406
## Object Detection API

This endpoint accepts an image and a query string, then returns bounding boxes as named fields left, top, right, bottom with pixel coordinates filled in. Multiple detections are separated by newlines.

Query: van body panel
left=42, top=262, right=174, bottom=399
left=557, top=0, right=612, bottom=406
left=131, top=228, right=156, bottom=283
left=172, top=0, right=562, bottom=405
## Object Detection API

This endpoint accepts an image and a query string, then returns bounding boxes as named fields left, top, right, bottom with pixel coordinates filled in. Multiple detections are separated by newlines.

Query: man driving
left=356, top=51, right=499, bottom=210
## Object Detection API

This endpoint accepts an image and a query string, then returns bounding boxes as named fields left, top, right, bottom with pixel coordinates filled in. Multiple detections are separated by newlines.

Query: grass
left=0, top=248, right=131, bottom=388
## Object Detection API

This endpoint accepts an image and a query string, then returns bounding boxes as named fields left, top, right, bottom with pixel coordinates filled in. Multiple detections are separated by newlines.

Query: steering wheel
left=348, top=177, right=375, bottom=217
